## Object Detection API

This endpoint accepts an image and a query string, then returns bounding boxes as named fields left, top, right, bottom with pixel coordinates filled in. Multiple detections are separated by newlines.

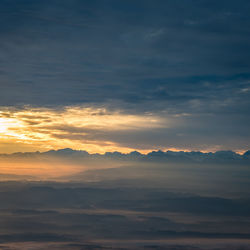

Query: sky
left=0, top=0, right=250, bottom=153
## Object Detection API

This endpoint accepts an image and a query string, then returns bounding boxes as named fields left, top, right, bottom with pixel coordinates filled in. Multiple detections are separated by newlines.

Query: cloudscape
left=0, top=0, right=250, bottom=249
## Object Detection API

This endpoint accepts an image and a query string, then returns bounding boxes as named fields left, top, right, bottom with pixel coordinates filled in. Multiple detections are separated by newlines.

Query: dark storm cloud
left=0, top=0, right=250, bottom=108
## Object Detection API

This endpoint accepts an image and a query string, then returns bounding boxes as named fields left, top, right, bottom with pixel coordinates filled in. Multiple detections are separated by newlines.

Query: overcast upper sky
left=0, top=0, right=250, bottom=153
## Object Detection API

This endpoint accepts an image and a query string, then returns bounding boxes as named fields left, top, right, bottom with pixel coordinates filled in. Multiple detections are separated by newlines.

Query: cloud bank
left=0, top=0, right=250, bottom=153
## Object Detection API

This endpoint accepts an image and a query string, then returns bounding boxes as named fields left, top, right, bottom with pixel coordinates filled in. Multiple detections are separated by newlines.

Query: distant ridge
left=1, top=148, right=250, bottom=163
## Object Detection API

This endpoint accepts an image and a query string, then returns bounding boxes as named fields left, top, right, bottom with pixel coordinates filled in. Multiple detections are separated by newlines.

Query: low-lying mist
left=0, top=149, right=249, bottom=198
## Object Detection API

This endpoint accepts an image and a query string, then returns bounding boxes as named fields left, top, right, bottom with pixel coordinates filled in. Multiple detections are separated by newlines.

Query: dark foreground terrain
left=0, top=181, right=250, bottom=249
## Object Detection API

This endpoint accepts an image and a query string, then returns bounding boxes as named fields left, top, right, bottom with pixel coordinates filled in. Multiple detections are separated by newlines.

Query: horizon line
left=1, top=147, right=249, bottom=156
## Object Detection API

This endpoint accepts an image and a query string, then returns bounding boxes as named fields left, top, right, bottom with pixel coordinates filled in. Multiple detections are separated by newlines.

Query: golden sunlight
left=0, top=106, right=167, bottom=154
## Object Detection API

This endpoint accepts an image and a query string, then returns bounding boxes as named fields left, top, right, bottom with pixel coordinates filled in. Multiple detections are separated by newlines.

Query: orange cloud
left=0, top=106, right=167, bottom=154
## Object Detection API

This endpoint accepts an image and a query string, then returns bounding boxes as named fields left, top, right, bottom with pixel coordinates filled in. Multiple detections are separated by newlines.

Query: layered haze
left=0, top=149, right=250, bottom=249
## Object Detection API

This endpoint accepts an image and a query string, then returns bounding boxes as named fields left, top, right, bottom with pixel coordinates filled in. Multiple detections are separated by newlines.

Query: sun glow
left=0, top=106, right=166, bottom=154
left=0, top=117, right=27, bottom=138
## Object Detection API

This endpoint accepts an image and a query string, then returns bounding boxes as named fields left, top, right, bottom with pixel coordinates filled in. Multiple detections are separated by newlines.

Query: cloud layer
left=0, top=105, right=249, bottom=153
left=0, top=0, right=250, bottom=152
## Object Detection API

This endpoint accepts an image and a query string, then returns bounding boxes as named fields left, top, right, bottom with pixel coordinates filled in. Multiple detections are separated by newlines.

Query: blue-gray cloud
left=0, top=0, right=249, bottom=107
